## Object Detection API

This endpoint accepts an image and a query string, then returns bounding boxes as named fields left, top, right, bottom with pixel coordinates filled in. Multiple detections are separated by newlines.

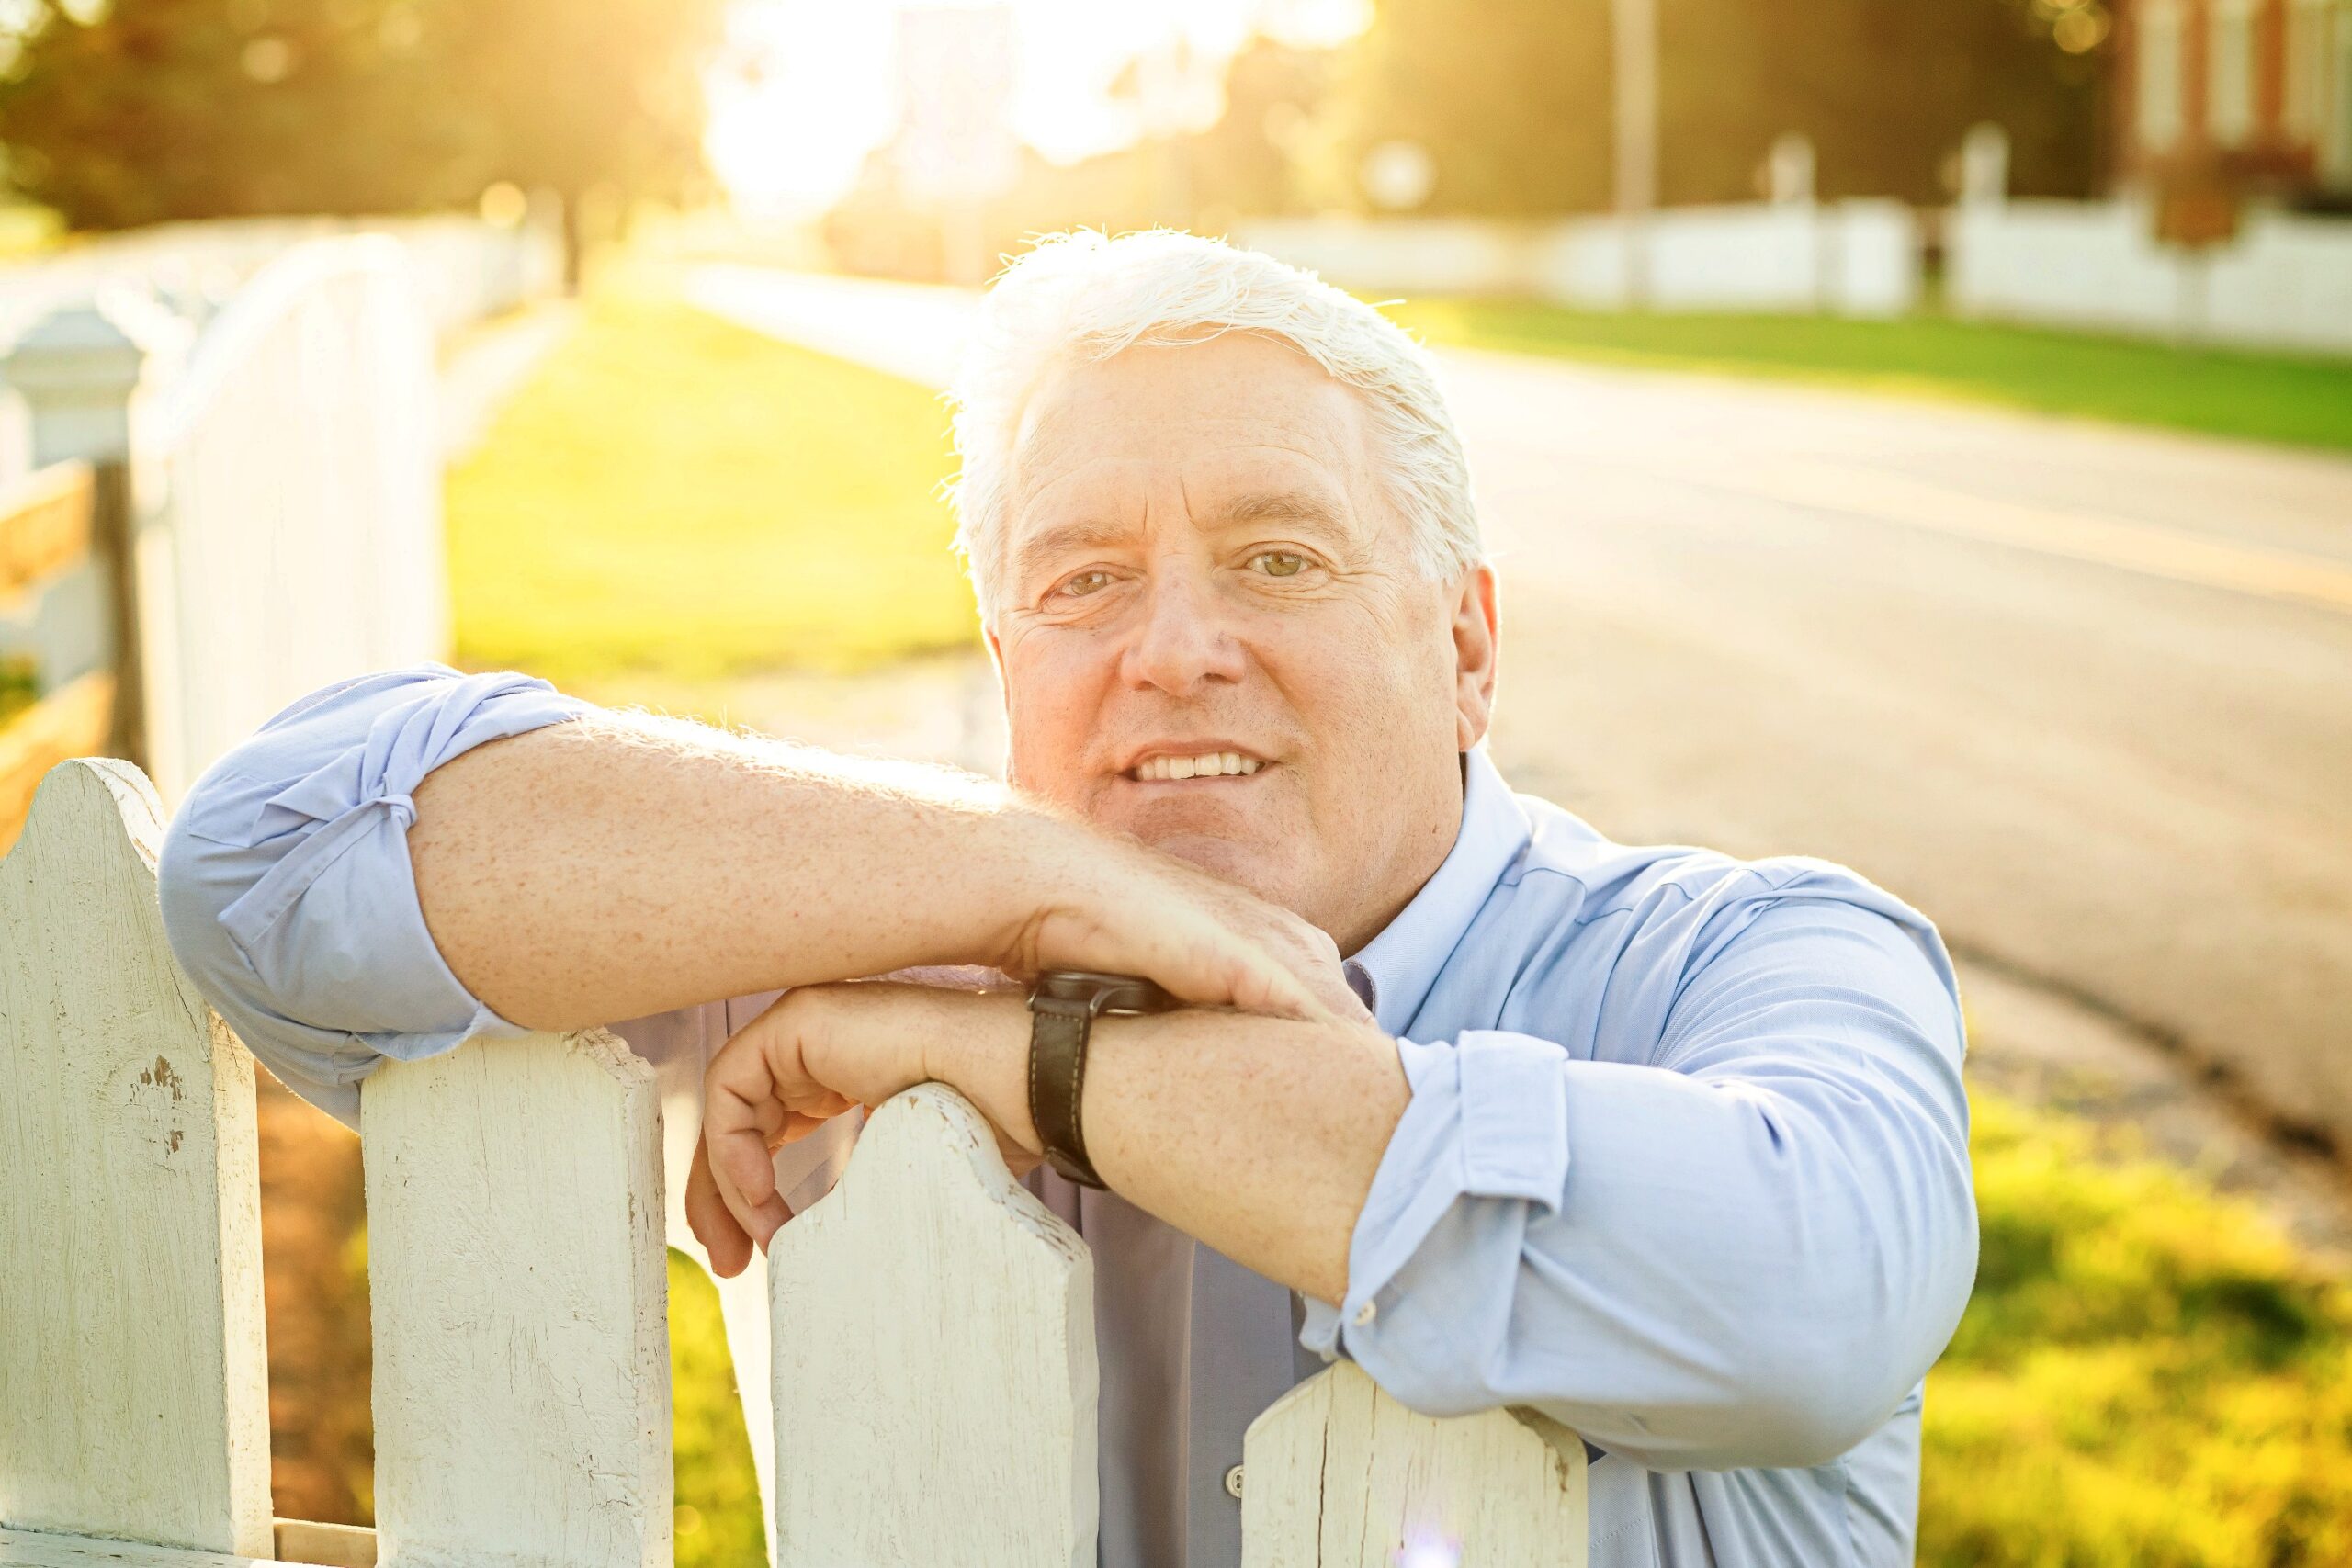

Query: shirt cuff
left=1300, top=1030, right=1572, bottom=1360
left=162, top=667, right=592, bottom=1125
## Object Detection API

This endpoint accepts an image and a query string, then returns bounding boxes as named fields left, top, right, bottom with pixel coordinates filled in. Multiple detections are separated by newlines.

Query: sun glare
left=707, top=0, right=1371, bottom=216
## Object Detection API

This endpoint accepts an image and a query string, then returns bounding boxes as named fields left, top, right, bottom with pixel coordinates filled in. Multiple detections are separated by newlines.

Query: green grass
left=1921, top=1095, right=2352, bottom=1565
left=666, top=1250, right=766, bottom=1568
left=1390, top=299, right=2352, bottom=455
left=446, top=285, right=979, bottom=689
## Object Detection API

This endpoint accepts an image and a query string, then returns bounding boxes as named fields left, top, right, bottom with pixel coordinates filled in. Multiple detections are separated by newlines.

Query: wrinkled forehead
left=1006, top=333, right=1382, bottom=532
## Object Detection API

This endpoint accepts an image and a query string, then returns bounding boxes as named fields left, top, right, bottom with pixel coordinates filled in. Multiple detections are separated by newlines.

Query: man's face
left=987, top=332, right=1497, bottom=951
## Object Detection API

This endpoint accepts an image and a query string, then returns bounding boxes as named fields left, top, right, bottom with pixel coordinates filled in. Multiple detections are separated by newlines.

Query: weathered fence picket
left=362, top=1030, right=672, bottom=1568
left=0, top=761, right=271, bottom=1558
left=1242, top=1364, right=1589, bottom=1568
left=767, top=1084, right=1097, bottom=1567
left=1, top=754, right=1589, bottom=1566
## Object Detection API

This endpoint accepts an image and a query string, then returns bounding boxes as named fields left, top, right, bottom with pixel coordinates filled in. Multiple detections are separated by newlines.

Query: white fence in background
left=0, top=237, right=452, bottom=804
left=0, top=759, right=1591, bottom=1568
left=0, top=213, right=559, bottom=495
left=1946, top=197, right=2352, bottom=357
left=1236, top=203, right=1921, bottom=317
left=132, top=238, right=447, bottom=799
left=0, top=213, right=559, bottom=351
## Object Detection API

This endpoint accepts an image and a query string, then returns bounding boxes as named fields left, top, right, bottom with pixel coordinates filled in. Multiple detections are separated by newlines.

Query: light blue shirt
left=157, top=665, right=1976, bottom=1568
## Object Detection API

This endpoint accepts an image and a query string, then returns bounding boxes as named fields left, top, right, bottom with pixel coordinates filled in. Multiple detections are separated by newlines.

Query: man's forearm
left=918, top=992, right=1409, bottom=1303
left=409, top=713, right=1079, bottom=1030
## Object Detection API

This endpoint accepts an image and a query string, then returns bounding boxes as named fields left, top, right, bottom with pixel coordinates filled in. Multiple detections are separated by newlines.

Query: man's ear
left=1451, top=562, right=1499, bottom=752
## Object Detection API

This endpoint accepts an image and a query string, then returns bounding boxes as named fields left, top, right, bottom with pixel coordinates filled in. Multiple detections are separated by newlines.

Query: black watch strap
left=1026, top=971, right=1176, bottom=1190
left=1028, top=1003, right=1103, bottom=1188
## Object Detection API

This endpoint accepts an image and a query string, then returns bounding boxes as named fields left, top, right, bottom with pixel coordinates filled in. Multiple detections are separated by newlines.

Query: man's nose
left=1118, top=566, right=1247, bottom=696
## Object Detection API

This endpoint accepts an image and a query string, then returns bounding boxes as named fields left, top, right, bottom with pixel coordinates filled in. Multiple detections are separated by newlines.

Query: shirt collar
left=1343, top=747, right=1532, bottom=1037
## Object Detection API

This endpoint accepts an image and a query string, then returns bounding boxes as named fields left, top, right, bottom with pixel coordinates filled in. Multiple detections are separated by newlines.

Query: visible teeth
left=1134, top=752, right=1265, bottom=781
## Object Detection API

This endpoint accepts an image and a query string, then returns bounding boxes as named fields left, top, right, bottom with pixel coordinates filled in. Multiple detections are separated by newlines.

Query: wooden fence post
left=1241, top=1362, right=1589, bottom=1568
left=0, top=760, right=272, bottom=1557
left=1, top=309, right=148, bottom=768
left=360, top=1031, right=671, bottom=1568
left=767, top=1083, right=1098, bottom=1567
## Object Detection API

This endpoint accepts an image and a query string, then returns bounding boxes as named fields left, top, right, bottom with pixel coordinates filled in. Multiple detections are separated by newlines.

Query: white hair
left=944, top=229, right=1481, bottom=620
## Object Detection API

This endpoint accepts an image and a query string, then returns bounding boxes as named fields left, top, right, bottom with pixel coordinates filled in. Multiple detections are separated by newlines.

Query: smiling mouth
left=1125, top=750, right=1267, bottom=783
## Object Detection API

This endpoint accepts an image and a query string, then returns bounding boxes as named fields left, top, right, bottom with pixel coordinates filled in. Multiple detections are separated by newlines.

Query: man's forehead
left=1011, top=335, right=1372, bottom=492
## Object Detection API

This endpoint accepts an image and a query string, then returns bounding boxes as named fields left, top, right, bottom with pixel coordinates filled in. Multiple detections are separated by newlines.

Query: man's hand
left=999, top=838, right=1365, bottom=1025
left=688, top=983, right=1029, bottom=1276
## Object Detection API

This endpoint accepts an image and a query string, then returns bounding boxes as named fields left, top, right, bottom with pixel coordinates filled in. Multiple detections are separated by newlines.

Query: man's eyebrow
left=1010, top=516, right=1134, bottom=573
left=1220, top=490, right=1349, bottom=530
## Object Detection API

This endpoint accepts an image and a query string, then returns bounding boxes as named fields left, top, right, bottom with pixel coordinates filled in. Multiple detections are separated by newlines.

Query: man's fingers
left=685, top=1140, right=753, bottom=1279
left=705, top=1039, right=794, bottom=1247
left=710, top=1118, right=791, bottom=1247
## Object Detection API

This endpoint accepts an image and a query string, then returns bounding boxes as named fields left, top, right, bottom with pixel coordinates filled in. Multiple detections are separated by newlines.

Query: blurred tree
left=1308, top=0, right=1616, bottom=214
left=1315, top=0, right=2105, bottom=214
left=0, top=0, right=464, bottom=226
left=0, top=0, right=721, bottom=274
left=436, top=0, right=722, bottom=281
left=1183, top=35, right=1334, bottom=228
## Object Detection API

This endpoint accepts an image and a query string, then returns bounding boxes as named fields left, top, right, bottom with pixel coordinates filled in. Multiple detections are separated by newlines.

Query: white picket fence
left=1946, top=196, right=2352, bottom=358
left=0, top=758, right=1589, bottom=1568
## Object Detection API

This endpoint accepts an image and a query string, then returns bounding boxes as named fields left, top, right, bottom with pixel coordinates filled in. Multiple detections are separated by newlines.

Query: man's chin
left=1137, top=831, right=1296, bottom=908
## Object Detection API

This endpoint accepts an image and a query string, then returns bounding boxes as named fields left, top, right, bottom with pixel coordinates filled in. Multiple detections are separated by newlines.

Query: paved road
left=687, top=265, right=2352, bottom=1159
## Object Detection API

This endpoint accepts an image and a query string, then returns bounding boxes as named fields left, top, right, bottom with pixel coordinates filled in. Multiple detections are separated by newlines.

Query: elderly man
left=158, top=231, right=1975, bottom=1567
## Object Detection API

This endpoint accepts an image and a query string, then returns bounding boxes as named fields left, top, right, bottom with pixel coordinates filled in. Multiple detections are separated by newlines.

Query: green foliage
left=1312, top=0, right=1614, bottom=213
left=0, top=654, right=36, bottom=727
left=1921, top=1096, right=2352, bottom=1565
left=667, top=1249, right=765, bottom=1568
left=0, top=0, right=719, bottom=231
left=446, top=277, right=979, bottom=687
left=1314, top=0, right=2102, bottom=213
left=1392, top=299, right=2352, bottom=453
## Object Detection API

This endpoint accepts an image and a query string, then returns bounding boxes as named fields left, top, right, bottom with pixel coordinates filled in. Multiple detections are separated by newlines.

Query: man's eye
left=1250, top=551, right=1309, bottom=578
left=1057, top=570, right=1114, bottom=598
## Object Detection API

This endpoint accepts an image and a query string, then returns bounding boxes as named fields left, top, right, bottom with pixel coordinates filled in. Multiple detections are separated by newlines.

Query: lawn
left=1390, top=299, right=2352, bottom=455
left=1923, top=1094, right=2352, bottom=1565
left=445, top=281, right=979, bottom=690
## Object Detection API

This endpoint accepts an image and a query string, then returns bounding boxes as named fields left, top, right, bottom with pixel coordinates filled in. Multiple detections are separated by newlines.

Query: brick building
left=2122, top=0, right=2352, bottom=198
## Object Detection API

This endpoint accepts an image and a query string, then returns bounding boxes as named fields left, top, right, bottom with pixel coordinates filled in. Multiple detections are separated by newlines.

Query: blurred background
left=1, top=0, right=2349, bottom=1562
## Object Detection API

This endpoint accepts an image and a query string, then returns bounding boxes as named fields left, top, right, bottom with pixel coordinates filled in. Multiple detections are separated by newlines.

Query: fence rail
left=0, top=758, right=1588, bottom=1567
left=0, top=457, right=125, bottom=853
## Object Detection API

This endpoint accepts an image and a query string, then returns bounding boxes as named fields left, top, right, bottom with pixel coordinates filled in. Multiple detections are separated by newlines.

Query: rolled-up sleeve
left=157, top=664, right=592, bottom=1126
left=1302, top=894, right=1976, bottom=1472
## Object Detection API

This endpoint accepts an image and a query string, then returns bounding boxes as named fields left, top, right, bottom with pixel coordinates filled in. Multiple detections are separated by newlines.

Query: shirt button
left=1352, top=1299, right=1378, bottom=1327
left=1223, top=1464, right=1245, bottom=1500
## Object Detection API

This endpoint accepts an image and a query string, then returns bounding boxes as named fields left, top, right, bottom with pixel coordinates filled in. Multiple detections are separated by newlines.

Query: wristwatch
left=1026, top=970, right=1178, bottom=1189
